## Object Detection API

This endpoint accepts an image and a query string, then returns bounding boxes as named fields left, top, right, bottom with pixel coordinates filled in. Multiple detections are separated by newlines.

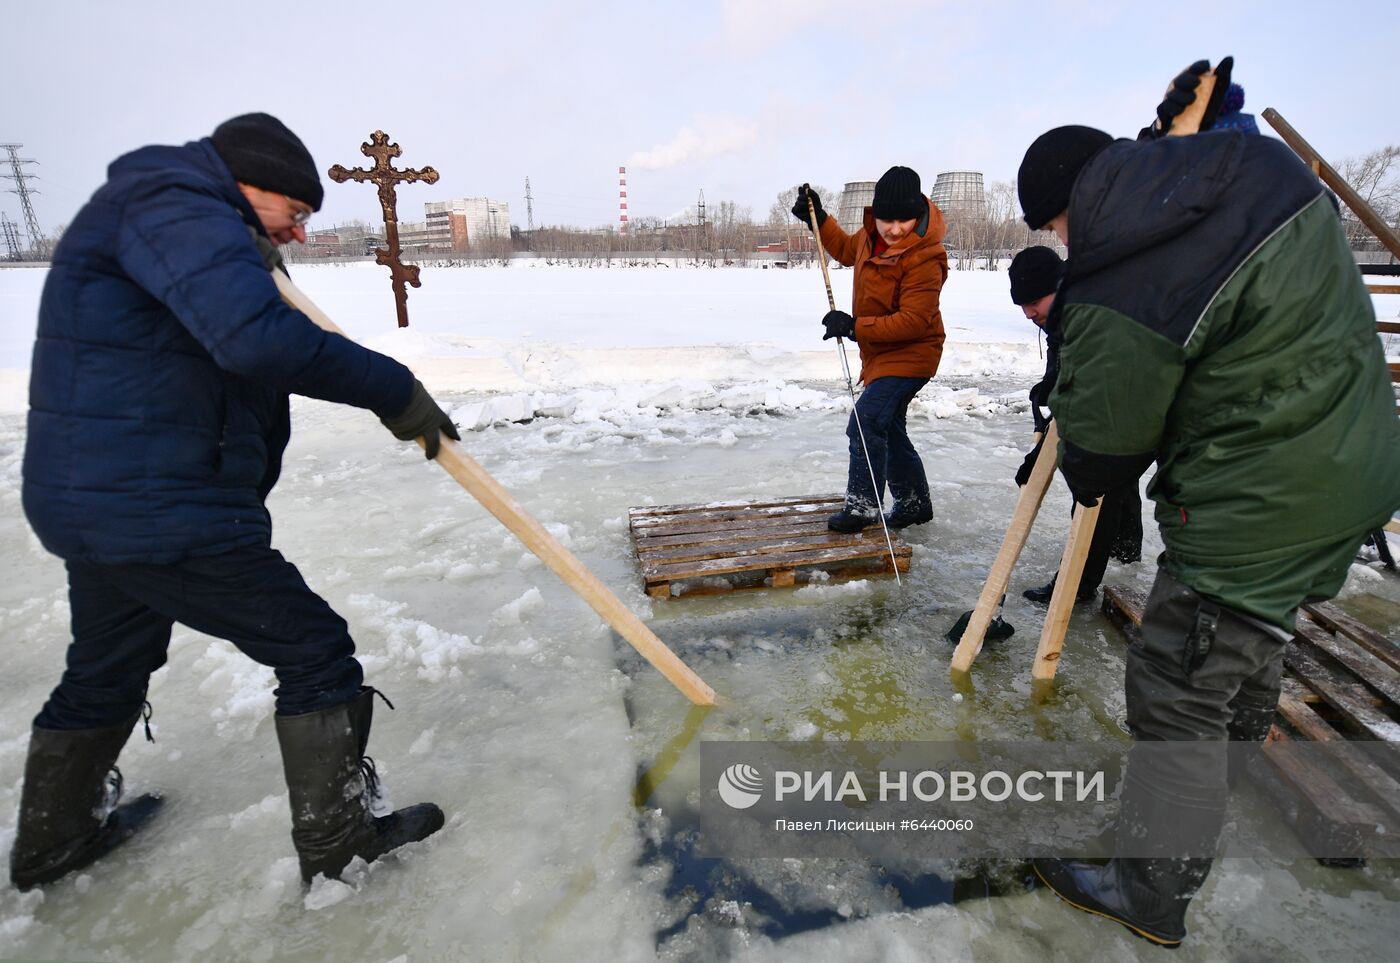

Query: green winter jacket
left=1048, top=131, right=1400, bottom=629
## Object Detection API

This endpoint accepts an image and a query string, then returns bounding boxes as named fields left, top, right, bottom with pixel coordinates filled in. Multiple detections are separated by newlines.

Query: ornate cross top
left=328, top=131, right=439, bottom=328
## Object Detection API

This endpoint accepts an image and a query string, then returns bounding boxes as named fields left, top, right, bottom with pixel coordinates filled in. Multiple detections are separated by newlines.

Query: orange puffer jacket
left=818, top=198, right=949, bottom=384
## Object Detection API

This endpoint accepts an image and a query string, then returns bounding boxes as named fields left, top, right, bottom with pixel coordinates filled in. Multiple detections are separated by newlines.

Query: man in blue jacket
left=12, top=114, right=456, bottom=889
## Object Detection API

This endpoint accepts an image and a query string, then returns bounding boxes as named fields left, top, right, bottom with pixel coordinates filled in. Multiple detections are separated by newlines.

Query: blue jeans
left=36, top=545, right=364, bottom=730
left=844, top=375, right=931, bottom=517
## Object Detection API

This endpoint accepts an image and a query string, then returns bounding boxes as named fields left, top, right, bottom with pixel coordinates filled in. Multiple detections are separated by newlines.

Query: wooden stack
left=629, top=495, right=912, bottom=599
left=1101, top=587, right=1400, bottom=860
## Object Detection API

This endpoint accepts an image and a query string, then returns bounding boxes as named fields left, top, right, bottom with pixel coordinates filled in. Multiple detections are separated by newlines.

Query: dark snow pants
left=1115, top=566, right=1285, bottom=861
left=844, top=375, right=930, bottom=516
left=35, top=544, right=363, bottom=730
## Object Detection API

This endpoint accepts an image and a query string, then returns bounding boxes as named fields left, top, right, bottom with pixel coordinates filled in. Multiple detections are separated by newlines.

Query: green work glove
left=381, top=379, right=461, bottom=460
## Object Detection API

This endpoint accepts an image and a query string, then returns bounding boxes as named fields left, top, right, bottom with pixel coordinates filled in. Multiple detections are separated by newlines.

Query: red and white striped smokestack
left=618, top=166, right=628, bottom=235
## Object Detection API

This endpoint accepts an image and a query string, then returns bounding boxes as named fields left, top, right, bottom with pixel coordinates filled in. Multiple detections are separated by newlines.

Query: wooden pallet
left=629, top=494, right=912, bottom=599
left=1102, top=587, right=1400, bottom=859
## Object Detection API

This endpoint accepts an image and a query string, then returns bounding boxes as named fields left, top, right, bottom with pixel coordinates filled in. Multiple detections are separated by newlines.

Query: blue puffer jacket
left=23, top=139, right=415, bottom=563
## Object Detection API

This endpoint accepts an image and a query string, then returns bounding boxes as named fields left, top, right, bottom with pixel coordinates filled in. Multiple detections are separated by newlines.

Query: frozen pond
left=2, top=379, right=1399, bottom=962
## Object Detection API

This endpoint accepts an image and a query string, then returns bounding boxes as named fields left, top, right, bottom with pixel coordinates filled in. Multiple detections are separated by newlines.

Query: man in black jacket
left=1008, top=246, right=1142, bottom=607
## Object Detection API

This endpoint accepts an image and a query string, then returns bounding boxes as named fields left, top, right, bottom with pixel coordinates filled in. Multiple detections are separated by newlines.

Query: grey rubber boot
left=9, top=712, right=163, bottom=891
left=275, top=688, right=444, bottom=883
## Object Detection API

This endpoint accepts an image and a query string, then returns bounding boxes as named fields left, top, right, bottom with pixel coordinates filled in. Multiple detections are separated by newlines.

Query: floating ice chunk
left=950, top=387, right=979, bottom=407
left=409, top=727, right=435, bottom=756
left=719, top=386, right=766, bottom=411
left=453, top=402, right=493, bottom=432
left=489, top=394, right=535, bottom=424
left=536, top=393, right=579, bottom=419
left=640, top=384, right=687, bottom=409
left=494, top=587, right=543, bottom=624
left=305, top=873, right=356, bottom=911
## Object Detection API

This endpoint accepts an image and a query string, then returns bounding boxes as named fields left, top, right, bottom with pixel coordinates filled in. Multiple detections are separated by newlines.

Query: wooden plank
left=1283, top=644, right=1400, bottom=742
left=771, top=569, right=796, bottom=588
left=629, top=493, right=844, bottom=518
left=1261, top=729, right=1387, bottom=858
left=644, top=542, right=912, bottom=581
left=1295, top=617, right=1400, bottom=709
left=1102, top=586, right=1147, bottom=628
left=1033, top=501, right=1102, bottom=680
left=1369, top=284, right=1400, bottom=295
left=1303, top=601, right=1400, bottom=674
left=629, top=501, right=846, bottom=531
left=664, top=563, right=892, bottom=598
left=1275, top=688, right=1340, bottom=742
left=1377, top=320, right=1400, bottom=334
left=639, top=530, right=883, bottom=566
left=1276, top=690, right=1400, bottom=817
left=1387, top=518, right=1400, bottom=535
left=633, top=513, right=835, bottom=540
left=634, top=518, right=833, bottom=549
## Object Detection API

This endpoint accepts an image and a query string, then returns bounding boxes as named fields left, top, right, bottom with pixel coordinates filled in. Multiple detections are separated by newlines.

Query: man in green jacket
left=1017, top=123, right=1400, bottom=947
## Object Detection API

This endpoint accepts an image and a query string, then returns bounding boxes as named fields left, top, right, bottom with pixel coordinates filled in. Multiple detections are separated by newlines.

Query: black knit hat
left=1008, top=245, right=1064, bottom=305
left=211, top=113, right=324, bottom=211
left=1017, top=126, right=1113, bottom=230
left=872, top=166, right=925, bottom=221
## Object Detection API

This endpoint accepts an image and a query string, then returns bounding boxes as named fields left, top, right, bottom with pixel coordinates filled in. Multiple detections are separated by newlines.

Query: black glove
left=821, top=309, right=856, bottom=341
left=1143, top=57, right=1234, bottom=139
left=1015, top=439, right=1044, bottom=487
left=791, top=184, right=827, bottom=229
left=380, top=379, right=461, bottom=460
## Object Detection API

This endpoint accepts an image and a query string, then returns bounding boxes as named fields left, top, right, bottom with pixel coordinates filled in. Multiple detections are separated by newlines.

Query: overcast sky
left=6, top=0, right=1398, bottom=234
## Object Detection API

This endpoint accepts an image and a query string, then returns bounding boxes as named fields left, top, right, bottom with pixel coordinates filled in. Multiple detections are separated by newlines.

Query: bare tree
left=1334, top=145, right=1400, bottom=253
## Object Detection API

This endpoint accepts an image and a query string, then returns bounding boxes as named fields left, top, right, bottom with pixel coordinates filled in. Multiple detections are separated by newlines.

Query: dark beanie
left=1008, top=245, right=1064, bottom=305
left=1017, top=126, right=1113, bottom=230
left=211, top=113, right=324, bottom=211
left=872, top=166, right=925, bottom=220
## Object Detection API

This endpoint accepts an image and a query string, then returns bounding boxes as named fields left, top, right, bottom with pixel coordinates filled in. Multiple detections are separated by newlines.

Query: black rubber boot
left=827, top=509, right=878, bottom=534
left=275, top=688, right=445, bottom=883
left=885, top=503, right=933, bottom=530
left=1032, top=856, right=1208, bottom=949
left=1035, top=760, right=1222, bottom=948
left=9, top=712, right=163, bottom=891
left=1022, top=577, right=1097, bottom=605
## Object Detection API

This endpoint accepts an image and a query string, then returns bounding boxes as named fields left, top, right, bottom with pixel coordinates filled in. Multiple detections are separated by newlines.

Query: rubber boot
left=1034, top=767, right=1222, bottom=948
left=827, top=509, right=878, bottom=534
left=275, top=688, right=445, bottom=883
left=1033, top=856, right=1208, bottom=949
left=1022, top=576, right=1096, bottom=605
left=885, top=501, right=933, bottom=530
left=9, top=712, right=163, bottom=891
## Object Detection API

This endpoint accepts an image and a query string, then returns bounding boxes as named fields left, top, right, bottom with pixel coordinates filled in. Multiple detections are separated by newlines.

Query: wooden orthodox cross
left=328, top=131, right=439, bottom=328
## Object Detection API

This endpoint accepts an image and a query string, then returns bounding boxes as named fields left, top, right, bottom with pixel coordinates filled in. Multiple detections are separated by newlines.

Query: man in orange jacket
left=792, top=167, right=949, bottom=533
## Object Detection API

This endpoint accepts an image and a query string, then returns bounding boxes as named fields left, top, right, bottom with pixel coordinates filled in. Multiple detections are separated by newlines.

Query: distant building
left=423, top=198, right=511, bottom=252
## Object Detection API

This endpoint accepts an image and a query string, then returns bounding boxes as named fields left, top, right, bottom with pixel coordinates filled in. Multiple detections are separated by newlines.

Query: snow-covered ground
left=0, top=263, right=1398, bottom=961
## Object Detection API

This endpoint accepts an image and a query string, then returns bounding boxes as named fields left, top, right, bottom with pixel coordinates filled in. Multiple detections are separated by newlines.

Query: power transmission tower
left=696, top=189, right=708, bottom=261
left=1, top=213, right=22, bottom=261
left=524, top=176, right=534, bottom=233
left=0, top=144, right=47, bottom=258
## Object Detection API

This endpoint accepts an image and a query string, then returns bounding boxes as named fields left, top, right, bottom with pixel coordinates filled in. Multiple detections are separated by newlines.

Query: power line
left=0, top=144, right=47, bottom=258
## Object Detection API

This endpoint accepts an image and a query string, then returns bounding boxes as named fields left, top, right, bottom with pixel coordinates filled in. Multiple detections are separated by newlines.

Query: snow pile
left=443, top=381, right=1028, bottom=431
